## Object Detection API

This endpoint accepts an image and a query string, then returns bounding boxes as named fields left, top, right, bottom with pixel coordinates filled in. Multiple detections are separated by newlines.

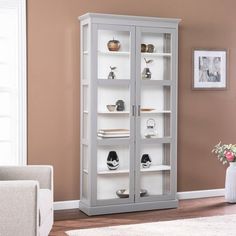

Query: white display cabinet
left=79, top=13, right=180, bottom=215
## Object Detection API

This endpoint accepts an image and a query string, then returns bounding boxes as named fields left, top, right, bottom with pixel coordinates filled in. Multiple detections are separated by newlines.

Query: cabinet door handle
left=138, top=105, right=141, bottom=116
left=132, top=105, right=136, bottom=116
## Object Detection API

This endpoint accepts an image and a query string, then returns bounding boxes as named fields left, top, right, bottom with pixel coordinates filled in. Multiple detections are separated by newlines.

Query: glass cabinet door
left=92, top=24, right=135, bottom=205
left=135, top=27, right=177, bottom=202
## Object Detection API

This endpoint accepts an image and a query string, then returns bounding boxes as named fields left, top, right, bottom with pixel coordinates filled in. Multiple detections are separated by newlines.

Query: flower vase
left=225, top=162, right=236, bottom=203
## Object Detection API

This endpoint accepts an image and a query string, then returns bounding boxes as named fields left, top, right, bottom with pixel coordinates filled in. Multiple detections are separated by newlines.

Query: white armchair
left=0, top=165, right=54, bottom=236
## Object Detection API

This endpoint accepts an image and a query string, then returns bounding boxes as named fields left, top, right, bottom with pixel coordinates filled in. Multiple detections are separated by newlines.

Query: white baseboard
left=53, top=200, right=80, bottom=211
left=177, top=188, right=225, bottom=200
left=53, top=189, right=225, bottom=211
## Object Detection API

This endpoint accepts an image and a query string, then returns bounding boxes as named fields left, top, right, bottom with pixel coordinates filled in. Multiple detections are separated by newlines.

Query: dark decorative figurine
left=115, top=100, right=125, bottom=111
left=141, top=154, right=152, bottom=168
left=107, top=151, right=119, bottom=170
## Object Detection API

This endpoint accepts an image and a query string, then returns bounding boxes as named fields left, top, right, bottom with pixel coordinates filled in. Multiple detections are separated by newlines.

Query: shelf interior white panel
left=0, top=117, right=11, bottom=140
left=0, top=92, right=11, bottom=116
left=0, top=142, right=12, bottom=165
left=141, top=85, right=170, bottom=111
left=98, top=116, right=130, bottom=131
left=97, top=138, right=130, bottom=147
left=0, top=63, right=10, bottom=87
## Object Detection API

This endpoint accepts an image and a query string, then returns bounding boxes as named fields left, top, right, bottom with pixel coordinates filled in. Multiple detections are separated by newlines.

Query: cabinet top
left=79, top=13, right=181, bottom=28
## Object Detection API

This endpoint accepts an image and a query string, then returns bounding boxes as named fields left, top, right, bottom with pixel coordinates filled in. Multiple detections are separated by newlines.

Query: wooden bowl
left=107, top=39, right=120, bottom=51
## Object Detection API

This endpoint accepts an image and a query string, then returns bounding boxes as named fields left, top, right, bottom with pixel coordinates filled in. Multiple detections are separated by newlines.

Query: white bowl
left=106, top=105, right=117, bottom=112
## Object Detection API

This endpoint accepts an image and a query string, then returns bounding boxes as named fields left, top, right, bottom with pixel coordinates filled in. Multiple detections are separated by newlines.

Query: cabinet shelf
left=98, top=111, right=130, bottom=115
left=98, top=50, right=130, bottom=56
left=141, top=52, right=171, bottom=57
left=141, top=80, right=173, bottom=86
left=141, top=137, right=172, bottom=144
left=97, top=165, right=171, bottom=175
left=98, top=79, right=130, bottom=86
left=140, top=110, right=171, bottom=115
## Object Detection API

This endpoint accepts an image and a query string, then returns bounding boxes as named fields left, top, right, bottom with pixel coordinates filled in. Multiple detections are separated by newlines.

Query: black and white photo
left=193, top=49, right=227, bottom=89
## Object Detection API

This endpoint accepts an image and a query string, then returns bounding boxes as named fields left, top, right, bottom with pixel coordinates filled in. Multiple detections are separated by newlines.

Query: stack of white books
left=97, top=129, right=130, bottom=138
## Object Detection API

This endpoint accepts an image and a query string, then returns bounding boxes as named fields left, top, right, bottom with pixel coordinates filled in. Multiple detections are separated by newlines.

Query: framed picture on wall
left=193, top=49, right=227, bottom=90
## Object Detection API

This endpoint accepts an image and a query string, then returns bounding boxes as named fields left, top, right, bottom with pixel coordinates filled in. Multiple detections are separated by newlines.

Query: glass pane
left=97, top=30, right=131, bottom=80
left=0, top=64, right=11, bottom=87
left=82, top=145, right=88, bottom=200
left=0, top=142, right=12, bottom=165
left=97, top=145, right=130, bottom=200
left=140, top=114, right=171, bottom=139
left=140, top=143, right=171, bottom=197
left=140, top=85, right=171, bottom=139
left=0, top=117, right=11, bottom=140
left=0, top=92, right=11, bottom=115
left=140, top=32, right=171, bottom=80
left=97, top=85, right=130, bottom=133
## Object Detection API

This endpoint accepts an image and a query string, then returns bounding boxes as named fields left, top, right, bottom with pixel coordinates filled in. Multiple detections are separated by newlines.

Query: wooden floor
left=49, top=197, right=236, bottom=236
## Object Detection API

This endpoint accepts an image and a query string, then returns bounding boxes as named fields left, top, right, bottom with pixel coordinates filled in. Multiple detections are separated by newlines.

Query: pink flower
left=225, top=151, right=235, bottom=162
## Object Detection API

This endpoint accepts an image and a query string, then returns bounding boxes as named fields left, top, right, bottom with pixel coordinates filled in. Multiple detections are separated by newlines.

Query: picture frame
left=193, top=49, right=227, bottom=90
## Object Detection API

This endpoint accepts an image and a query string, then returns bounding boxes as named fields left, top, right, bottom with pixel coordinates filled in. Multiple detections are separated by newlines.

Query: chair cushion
left=39, top=189, right=53, bottom=226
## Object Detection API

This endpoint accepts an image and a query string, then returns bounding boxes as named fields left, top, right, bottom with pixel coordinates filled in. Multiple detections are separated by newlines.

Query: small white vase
left=225, top=162, right=236, bottom=203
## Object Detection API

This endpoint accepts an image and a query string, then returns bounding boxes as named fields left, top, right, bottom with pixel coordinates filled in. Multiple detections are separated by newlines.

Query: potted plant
left=212, top=142, right=236, bottom=203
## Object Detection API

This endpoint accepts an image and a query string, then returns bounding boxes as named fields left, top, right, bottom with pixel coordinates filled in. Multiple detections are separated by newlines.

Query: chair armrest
left=0, top=180, right=39, bottom=236
left=0, top=165, right=53, bottom=190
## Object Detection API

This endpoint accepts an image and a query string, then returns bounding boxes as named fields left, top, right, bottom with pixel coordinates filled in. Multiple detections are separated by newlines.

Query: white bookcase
left=79, top=13, right=181, bottom=215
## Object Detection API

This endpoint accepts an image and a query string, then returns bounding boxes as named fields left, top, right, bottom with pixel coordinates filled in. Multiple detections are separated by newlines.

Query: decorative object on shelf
left=141, top=43, right=146, bottom=52
left=107, top=66, right=117, bottom=79
left=116, top=189, right=147, bottom=198
left=107, top=38, right=121, bottom=51
left=144, top=118, right=158, bottom=138
left=140, top=108, right=155, bottom=112
left=97, top=129, right=130, bottom=138
left=141, top=44, right=155, bottom=53
left=212, top=142, right=236, bottom=203
left=147, top=44, right=155, bottom=53
left=193, top=49, right=227, bottom=90
left=142, top=58, right=153, bottom=80
left=107, top=151, right=119, bottom=170
left=141, top=154, right=152, bottom=168
left=106, top=104, right=117, bottom=112
left=115, top=99, right=125, bottom=111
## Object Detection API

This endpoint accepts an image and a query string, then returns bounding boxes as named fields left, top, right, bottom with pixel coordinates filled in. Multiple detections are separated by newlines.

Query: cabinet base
left=79, top=199, right=178, bottom=216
